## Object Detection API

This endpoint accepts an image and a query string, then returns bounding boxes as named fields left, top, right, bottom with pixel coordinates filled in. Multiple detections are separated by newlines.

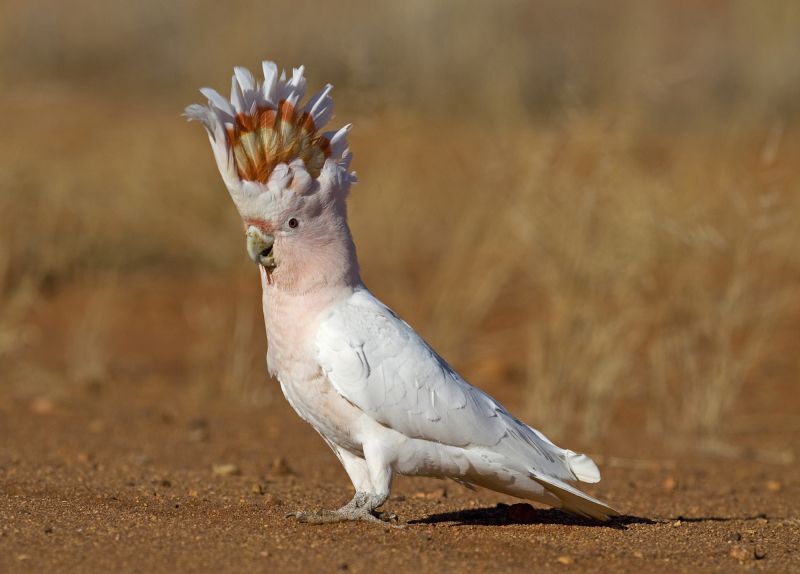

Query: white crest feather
left=185, top=60, right=356, bottom=220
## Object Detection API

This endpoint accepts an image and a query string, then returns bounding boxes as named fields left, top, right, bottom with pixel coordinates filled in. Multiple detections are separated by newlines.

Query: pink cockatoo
left=185, top=62, right=619, bottom=524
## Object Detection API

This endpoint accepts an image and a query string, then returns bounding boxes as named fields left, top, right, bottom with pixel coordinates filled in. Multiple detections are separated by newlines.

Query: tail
left=530, top=470, right=620, bottom=521
left=523, top=425, right=601, bottom=483
left=515, top=422, right=616, bottom=519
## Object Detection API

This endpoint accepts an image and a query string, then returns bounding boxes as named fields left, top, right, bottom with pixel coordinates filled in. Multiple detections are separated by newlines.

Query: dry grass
left=184, top=273, right=272, bottom=407
left=1, top=1, right=799, bottom=448
left=65, top=275, right=116, bottom=387
left=511, top=116, right=800, bottom=442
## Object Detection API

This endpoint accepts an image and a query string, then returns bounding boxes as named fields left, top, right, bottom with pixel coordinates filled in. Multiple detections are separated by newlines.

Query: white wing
left=315, top=288, right=596, bottom=484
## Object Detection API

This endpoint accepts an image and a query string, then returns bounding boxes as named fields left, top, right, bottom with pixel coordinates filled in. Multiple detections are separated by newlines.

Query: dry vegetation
left=1, top=0, right=799, bottom=451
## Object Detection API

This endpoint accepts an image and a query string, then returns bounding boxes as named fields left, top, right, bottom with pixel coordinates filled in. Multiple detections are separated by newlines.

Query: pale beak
left=246, top=226, right=276, bottom=269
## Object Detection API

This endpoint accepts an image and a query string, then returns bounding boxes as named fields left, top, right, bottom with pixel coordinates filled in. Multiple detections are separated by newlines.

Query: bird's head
left=186, top=62, right=359, bottom=291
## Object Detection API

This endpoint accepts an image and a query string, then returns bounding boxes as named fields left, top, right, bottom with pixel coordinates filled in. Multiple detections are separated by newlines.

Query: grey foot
left=285, top=507, right=388, bottom=525
left=286, top=492, right=402, bottom=527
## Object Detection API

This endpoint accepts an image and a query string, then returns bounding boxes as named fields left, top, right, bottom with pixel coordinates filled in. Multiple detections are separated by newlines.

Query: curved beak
left=246, top=226, right=276, bottom=269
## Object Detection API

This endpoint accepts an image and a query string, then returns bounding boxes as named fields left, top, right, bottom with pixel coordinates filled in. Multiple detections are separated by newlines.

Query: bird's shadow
left=408, top=503, right=653, bottom=530
left=408, top=504, right=775, bottom=530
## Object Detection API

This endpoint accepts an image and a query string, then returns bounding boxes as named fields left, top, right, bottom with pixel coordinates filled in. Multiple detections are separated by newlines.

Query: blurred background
left=1, top=0, right=798, bottom=455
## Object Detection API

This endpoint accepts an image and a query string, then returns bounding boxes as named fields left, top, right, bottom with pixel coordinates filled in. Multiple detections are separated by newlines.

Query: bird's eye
left=287, top=217, right=299, bottom=229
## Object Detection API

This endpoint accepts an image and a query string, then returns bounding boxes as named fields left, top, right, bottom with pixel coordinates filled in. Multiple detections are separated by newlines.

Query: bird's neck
left=259, top=260, right=359, bottom=380
left=258, top=219, right=361, bottom=325
left=260, top=265, right=359, bottom=314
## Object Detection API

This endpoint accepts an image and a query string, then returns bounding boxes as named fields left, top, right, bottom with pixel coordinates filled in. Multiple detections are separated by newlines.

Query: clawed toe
left=285, top=510, right=325, bottom=523
left=376, top=511, right=400, bottom=522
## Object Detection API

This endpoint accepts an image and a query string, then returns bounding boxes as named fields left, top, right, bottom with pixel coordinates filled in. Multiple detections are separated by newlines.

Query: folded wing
left=315, top=288, right=585, bottom=483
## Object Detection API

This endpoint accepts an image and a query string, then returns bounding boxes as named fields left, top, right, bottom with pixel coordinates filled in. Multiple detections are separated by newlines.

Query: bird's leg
left=363, top=443, right=397, bottom=522
left=338, top=491, right=370, bottom=512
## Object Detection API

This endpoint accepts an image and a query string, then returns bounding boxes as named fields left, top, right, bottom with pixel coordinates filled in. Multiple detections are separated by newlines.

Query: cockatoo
left=185, top=62, right=619, bottom=524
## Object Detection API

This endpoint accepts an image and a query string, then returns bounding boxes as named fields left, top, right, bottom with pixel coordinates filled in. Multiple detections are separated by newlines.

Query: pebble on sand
left=31, top=398, right=54, bottom=415
left=269, top=457, right=293, bottom=476
left=212, top=463, right=241, bottom=476
left=766, top=480, right=782, bottom=492
left=506, top=503, right=538, bottom=523
left=729, top=545, right=753, bottom=561
left=412, top=487, right=448, bottom=500
left=662, top=476, right=678, bottom=491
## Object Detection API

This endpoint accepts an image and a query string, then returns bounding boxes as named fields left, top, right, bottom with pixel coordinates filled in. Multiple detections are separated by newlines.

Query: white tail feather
left=566, top=450, right=601, bottom=483
left=530, top=471, right=620, bottom=521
